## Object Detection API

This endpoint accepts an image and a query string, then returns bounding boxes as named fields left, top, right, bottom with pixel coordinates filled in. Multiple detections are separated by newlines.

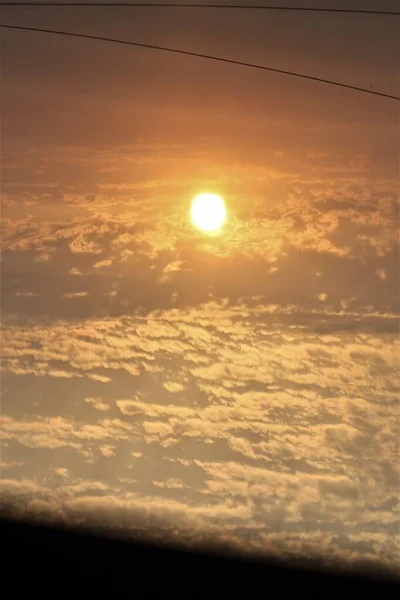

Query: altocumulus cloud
left=1, top=116, right=399, bottom=572
left=1, top=297, right=399, bottom=570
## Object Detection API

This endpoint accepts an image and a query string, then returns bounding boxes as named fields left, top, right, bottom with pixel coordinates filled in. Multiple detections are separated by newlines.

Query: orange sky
left=1, top=1, right=399, bottom=571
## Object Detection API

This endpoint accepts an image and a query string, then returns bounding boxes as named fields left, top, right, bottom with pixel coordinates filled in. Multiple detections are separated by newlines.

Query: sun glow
left=190, top=193, right=226, bottom=232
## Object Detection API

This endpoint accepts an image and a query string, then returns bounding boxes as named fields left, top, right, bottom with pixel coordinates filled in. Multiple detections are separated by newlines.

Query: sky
left=1, top=0, right=399, bottom=571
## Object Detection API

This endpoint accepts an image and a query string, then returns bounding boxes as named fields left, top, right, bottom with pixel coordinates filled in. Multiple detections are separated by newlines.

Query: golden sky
left=1, top=0, right=399, bottom=571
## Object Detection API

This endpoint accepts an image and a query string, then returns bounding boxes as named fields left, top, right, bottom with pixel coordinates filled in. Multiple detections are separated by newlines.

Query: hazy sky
left=1, top=0, right=399, bottom=570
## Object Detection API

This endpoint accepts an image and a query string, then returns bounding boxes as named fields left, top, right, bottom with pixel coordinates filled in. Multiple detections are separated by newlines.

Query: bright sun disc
left=190, top=193, right=226, bottom=232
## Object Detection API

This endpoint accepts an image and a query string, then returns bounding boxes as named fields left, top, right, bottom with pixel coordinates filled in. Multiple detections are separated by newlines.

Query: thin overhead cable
left=0, top=3, right=399, bottom=16
left=1, top=24, right=399, bottom=101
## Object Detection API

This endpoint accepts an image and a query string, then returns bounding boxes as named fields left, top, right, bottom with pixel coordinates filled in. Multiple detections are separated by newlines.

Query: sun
left=190, top=193, right=226, bottom=232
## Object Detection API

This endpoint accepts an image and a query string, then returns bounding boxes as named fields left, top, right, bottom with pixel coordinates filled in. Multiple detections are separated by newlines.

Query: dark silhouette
left=1, top=515, right=399, bottom=597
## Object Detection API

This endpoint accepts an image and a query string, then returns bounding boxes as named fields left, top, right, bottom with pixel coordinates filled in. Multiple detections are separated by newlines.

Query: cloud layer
left=1, top=10, right=399, bottom=569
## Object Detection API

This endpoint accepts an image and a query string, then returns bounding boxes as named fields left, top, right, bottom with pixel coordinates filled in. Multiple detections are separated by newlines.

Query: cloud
left=84, top=397, right=110, bottom=412
left=163, top=381, right=186, bottom=393
left=99, top=445, right=116, bottom=457
left=1, top=303, right=398, bottom=569
left=1, top=132, right=398, bottom=572
left=228, top=436, right=257, bottom=460
left=63, top=291, right=89, bottom=299
left=94, top=259, right=113, bottom=269
left=54, top=467, right=69, bottom=478
left=376, top=268, right=387, bottom=280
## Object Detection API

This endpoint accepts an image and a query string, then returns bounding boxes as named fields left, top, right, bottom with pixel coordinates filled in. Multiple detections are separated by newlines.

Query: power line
left=0, top=3, right=399, bottom=16
left=1, top=23, right=399, bottom=101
